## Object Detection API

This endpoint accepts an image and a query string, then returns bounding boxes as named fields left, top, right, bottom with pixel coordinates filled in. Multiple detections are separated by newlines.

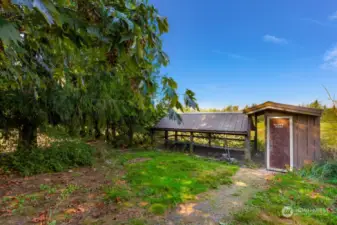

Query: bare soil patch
left=0, top=162, right=147, bottom=225
left=163, top=168, right=275, bottom=225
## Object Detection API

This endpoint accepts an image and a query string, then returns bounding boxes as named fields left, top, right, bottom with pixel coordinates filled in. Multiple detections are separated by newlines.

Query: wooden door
left=268, top=118, right=291, bottom=171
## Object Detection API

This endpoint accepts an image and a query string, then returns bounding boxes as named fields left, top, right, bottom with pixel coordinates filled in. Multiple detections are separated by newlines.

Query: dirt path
left=164, top=168, right=274, bottom=225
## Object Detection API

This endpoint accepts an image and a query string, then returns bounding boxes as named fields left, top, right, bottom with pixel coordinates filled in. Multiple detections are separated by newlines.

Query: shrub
left=9, top=140, right=94, bottom=176
left=298, top=161, right=337, bottom=184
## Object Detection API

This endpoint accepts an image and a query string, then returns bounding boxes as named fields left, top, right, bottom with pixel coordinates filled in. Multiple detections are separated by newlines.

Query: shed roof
left=154, top=112, right=248, bottom=135
left=243, top=101, right=323, bottom=117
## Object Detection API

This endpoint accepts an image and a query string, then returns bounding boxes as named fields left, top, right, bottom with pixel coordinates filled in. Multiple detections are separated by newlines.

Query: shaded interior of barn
left=151, top=112, right=254, bottom=163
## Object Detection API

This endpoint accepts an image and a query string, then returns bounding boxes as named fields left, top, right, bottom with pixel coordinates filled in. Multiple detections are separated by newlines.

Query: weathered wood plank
left=297, top=115, right=308, bottom=168
left=294, top=115, right=299, bottom=168
left=244, top=101, right=323, bottom=117
left=254, top=114, right=258, bottom=152
left=308, top=116, right=314, bottom=164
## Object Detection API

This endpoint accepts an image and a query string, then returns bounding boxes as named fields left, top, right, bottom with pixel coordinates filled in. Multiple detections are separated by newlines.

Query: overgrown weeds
left=231, top=172, right=337, bottom=225
left=4, top=140, right=94, bottom=176
left=298, top=161, right=337, bottom=184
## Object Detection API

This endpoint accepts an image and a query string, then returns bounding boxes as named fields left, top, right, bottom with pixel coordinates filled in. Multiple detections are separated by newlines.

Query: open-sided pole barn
left=152, top=112, right=252, bottom=160
left=153, top=101, right=323, bottom=172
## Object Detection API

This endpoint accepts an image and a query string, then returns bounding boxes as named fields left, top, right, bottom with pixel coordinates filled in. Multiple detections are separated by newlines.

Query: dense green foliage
left=103, top=150, right=238, bottom=213
left=0, top=0, right=198, bottom=151
left=232, top=173, right=337, bottom=225
left=8, top=140, right=94, bottom=175
left=298, top=162, right=337, bottom=184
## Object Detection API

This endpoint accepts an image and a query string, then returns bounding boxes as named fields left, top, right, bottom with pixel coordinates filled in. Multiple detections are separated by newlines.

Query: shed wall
left=264, top=110, right=321, bottom=169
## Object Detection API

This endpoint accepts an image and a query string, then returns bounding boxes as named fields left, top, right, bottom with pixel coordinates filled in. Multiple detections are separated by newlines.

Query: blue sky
left=150, top=0, right=337, bottom=109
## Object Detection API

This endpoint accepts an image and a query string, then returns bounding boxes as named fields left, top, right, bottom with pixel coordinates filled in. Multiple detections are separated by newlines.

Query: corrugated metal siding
left=154, top=113, right=248, bottom=134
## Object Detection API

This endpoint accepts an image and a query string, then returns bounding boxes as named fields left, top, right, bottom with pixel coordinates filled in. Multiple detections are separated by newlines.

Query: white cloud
left=263, top=34, right=288, bottom=44
left=301, top=18, right=327, bottom=26
left=329, top=11, right=337, bottom=20
left=301, top=18, right=337, bottom=28
left=322, top=45, right=337, bottom=69
left=212, top=50, right=252, bottom=60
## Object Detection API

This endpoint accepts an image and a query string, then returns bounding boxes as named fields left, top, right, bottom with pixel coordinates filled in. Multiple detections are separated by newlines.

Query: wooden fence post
left=190, top=132, right=194, bottom=153
left=254, top=114, right=258, bottom=153
left=150, top=129, right=155, bottom=149
left=164, top=130, right=168, bottom=148
left=245, top=116, right=252, bottom=161
left=208, top=133, right=211, bottom=147
left=174, top=131, right=178, bottom=150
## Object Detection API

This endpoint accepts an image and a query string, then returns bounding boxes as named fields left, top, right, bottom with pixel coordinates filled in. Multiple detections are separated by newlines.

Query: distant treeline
left=302, top=100, right=337, bottom=122
left=183, top=100, right=336, bottom=121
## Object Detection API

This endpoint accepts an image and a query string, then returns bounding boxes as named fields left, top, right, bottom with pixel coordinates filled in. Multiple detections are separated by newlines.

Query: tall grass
left=298, top=161, right=337, bottom=184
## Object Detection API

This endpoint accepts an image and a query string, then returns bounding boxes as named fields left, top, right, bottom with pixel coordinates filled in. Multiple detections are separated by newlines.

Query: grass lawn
left=321, top=122, right=337, bottom=151
left=231, top=173, right=337, bottom=225
left=0, top=141, right=238, bottom=225
left=115, top=151, right=239, bottom=211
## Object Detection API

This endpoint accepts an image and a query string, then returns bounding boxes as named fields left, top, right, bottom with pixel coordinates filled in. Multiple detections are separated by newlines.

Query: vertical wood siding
left=264, top=110, right=321, bottom=169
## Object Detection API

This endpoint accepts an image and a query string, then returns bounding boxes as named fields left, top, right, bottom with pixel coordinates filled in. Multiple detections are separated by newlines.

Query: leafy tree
left=307, top=100, right=323, bottom=109
left=0, top=0, right=198, bottom=150
left=222, top=105, right=240, bottom=112
left=232, top=105, right=239, bottom=112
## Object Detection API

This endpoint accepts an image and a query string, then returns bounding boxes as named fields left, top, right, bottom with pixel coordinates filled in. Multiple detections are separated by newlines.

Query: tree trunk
left=128, top=125, right=133, bottom=146
left=112, top=125, right=116, bottom=140
left=80, top=113, right=87, bottom=137
left=105, top=120, right=110, bottom=142
left=94, top=119, right=101, bottom=139
left=0, top=40, right=4, bottom=53
left=18, top=122, right=37, bottom=151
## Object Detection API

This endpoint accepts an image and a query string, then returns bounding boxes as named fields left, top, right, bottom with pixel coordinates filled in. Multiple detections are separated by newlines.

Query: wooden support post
left=164, top=130, right=168, bottom=148
left=190, top=132, right=194, bottom=154
left=174, top=131, right=178, bottom=150
left=245, top=116, right=252, bottom=161
left=254, top=114, right=258, bottom=154
left=208, top=133, right=211, bottom=147
left=150, top=129, right=155, bottom=149
left=264, top=113, right=268, bottom=168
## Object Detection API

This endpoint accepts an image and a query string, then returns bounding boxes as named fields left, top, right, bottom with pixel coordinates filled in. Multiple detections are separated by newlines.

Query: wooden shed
left=244, top=102, right=323, bottom=172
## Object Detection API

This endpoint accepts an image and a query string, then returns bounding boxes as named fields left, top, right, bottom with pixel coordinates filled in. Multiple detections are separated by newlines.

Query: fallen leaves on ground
left=31, top=211, right=47, bottom=224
